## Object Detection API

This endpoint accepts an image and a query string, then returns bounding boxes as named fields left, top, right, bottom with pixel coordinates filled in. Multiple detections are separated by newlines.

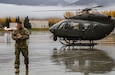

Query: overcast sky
left=0, top=0, right=115, bottom=18
left=0, top=3, right=86, bottom=18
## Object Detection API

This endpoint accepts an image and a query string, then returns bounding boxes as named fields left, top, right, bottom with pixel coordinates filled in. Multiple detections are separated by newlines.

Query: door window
left=71, top=22, right=80, bottom=30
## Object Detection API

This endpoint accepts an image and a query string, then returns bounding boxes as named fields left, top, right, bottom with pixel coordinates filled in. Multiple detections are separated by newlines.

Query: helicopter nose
left=50, top=28, right=55, bottom=33
left=50, top=23, right=58, bottom=33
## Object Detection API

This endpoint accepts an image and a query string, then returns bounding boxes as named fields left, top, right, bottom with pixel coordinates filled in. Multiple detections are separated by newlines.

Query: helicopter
left=50, top=6, right=115, bottom=46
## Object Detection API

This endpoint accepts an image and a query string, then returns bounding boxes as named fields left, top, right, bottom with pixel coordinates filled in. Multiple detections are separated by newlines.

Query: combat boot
left=26, top=65, right=29, bottom=75
left=26, top=64, right=28, bottom=70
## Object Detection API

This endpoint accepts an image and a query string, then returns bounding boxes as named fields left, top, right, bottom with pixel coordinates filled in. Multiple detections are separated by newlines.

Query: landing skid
left=59, top=38, right=97, bottom=46
left=65, top=43, right=97, bottom=46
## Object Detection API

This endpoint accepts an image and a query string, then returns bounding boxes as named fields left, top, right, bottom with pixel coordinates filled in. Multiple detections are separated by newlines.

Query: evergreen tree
left=4, top=18, right=10, bottom=28
left=8, top=17, right=11, bottom=23
left=24, top=16, right=31, bottom=29
left=15, top=16, right=20, bottom=23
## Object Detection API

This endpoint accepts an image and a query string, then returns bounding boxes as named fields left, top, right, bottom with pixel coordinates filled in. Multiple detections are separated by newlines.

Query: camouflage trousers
left=15, top=46, right=29, bottom=69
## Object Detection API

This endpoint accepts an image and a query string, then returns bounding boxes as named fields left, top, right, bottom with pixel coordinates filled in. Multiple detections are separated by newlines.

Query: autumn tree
left=64, top=11, right=74, bottom=19
left=109, top=10, right=115, bottom=17
left=101, top=10, right=115, bottom=17
left=10, top=18, right=16, bottom=23
left=48, top=18, right=62, bottom=27
left=0, top=18, right=5, bottom=27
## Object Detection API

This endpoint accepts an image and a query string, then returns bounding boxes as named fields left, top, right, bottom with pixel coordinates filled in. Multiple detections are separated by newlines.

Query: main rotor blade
left=92, top=5, right=103, bottom=9
left=29, top=5, right=103, bottom=12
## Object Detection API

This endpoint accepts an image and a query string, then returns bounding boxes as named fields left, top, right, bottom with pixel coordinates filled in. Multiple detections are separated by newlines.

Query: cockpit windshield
left=50, top=20, right=66, bottom=29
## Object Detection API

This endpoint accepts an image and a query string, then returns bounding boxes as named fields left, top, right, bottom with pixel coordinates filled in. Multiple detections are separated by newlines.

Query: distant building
left=10, top=23, right=17, bottom=28
left=9, top=20, right=49, bottom=28
left=30, top=20, right=49, bottom=28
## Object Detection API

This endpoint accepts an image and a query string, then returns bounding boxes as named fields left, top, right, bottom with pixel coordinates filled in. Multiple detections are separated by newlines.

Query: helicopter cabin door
left=67, top=21, right=83, bottom=39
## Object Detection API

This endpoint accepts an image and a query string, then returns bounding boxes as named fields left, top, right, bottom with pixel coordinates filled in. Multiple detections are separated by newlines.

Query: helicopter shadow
left=51, top=46, right=115, bottom=75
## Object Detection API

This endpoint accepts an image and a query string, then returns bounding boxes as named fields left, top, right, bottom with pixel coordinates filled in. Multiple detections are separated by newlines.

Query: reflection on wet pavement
left=0, top=31, right=115, bottom=75
left=15, top=68, right=28, bottom=75
left=51, top=47, right=115, bottom=75
left=15, top=73, right=19, bottom=75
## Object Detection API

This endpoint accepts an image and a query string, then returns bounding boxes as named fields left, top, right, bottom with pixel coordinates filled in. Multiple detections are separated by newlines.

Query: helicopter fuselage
left=50, top=14, right=115, bottom=41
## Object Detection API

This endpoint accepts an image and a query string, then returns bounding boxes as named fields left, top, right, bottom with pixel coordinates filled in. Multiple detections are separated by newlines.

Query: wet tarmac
left=0, top=31, right=115, bottom=75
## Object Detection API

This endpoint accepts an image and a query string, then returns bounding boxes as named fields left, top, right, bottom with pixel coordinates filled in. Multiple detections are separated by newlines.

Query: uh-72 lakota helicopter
left=50, top=6, right=115, bottom=46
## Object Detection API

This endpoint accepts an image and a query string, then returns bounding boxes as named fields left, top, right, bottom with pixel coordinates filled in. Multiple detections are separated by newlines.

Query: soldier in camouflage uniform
left=12, top=21, right=29, bottom=73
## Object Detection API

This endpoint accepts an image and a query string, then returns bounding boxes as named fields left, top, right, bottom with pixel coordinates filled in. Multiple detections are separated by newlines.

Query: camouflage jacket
left=12, top=28, right=29, bottom=47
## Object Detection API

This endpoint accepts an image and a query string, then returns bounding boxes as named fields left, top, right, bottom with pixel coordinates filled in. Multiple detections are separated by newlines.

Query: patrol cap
left=17, top=21, right=22, bottom=25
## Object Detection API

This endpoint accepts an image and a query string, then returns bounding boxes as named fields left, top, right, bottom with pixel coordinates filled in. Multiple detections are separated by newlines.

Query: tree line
left=0, top=16, right=31, bottom=29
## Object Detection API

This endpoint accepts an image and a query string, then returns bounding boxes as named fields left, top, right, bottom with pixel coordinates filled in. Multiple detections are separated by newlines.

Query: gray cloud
left=0, top=0, right=115, bottom=6
left=0, top=3, right=86, bottom=18
left=70, top=0, right=115, bottom=6
left=0, top=0, right=68, bottom=6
